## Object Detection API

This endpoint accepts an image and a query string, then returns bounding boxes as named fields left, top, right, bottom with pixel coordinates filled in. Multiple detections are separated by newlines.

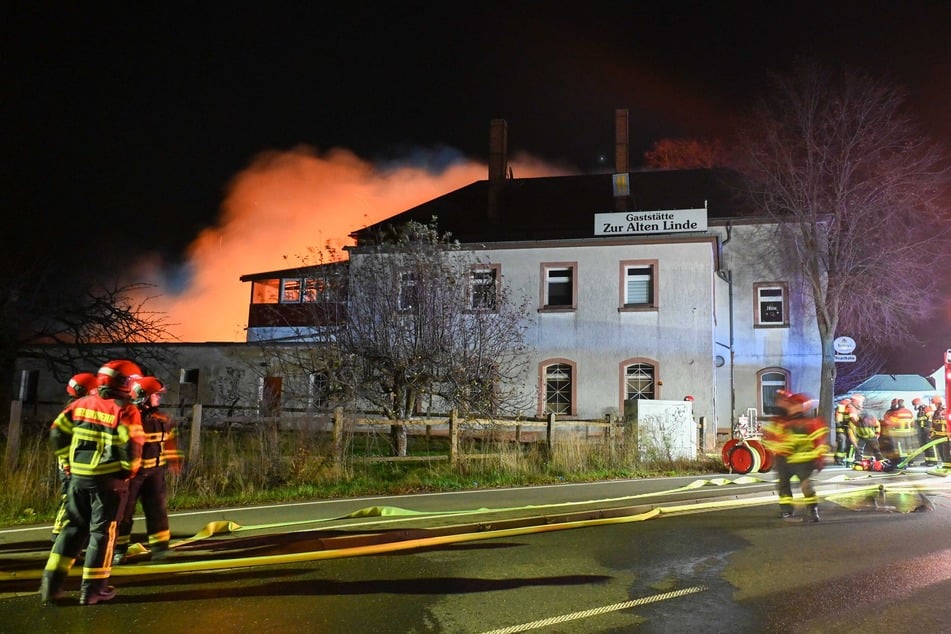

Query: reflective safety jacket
left=834, top=404, right=855, bottom=432
left=882, top=406, right=916, bottom=437
left=917, top=405, right=934, bottom=430
left=850, top=411, right=881, bottom=440
left=761, top=414, right=830, bottom=463
left=50, top=392, right=144, bottom=478
left=933, top=406, right=948, bottom=436
left=139, top=408, right=183, bottom=470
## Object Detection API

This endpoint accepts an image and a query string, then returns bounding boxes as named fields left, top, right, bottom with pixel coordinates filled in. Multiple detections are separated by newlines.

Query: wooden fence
left=4, top=399, right=706, bottom=470
left=187, top=404, right=619, bottom=468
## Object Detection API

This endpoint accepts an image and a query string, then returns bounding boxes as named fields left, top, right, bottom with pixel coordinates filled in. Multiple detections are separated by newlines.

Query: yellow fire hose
left=3, top=473, right=949, bottom=582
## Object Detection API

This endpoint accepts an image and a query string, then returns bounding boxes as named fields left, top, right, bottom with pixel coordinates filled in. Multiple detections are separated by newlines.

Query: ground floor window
left=541, top=361, right=574, bottom=415
left=758, top=368, right=790, bottom=416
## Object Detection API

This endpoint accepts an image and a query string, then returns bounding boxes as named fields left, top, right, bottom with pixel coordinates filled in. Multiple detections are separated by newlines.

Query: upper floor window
left=754, top=282, right=789, bottom=327
left=469, top=265, right=499, bottom=311
left=620, top=260, right=658, bottom=309
left=541, top=263, right=576, bottom=309
left=281, top=279, right=302, bottom=303
left=758, top=368, right=790, bottom=416
left=398, top=271, right=418, bottom=311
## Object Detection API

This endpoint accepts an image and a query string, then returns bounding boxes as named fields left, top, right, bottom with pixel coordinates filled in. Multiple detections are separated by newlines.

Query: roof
left=349, top=168, right=753, bottom=245
left=848, top=374, right=936, bottom=393
left=239, top=260, right=347, bottom=283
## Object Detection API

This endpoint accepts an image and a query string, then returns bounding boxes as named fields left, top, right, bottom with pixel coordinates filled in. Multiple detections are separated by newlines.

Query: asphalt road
left=2, top=467, right=951, bottom=632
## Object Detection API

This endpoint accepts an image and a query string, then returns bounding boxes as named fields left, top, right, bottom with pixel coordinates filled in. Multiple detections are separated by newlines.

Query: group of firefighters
left=39, top=359, right=182, bottom=607
left=833, top=393, right=948, bottom=470
left=759, top=387, right=948, bottom=524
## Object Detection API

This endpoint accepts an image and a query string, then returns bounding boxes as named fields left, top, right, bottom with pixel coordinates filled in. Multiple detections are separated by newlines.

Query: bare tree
left=0, top=250, right=176, bottom=417
left=733, top=59, right=951, bottom=424
left=341, top=220, right=534, bottom=455
left=643, top=138, right=731, bottom=169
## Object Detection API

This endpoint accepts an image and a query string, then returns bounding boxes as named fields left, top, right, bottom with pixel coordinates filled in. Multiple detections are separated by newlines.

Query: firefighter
left=39, top=359, right=145, bottom=606
left=761, top=390, right=829, bottom=522
left=880, top=398, right=916, bottom=463
left=50, top=372, right=100, bottom=541
left=932, top=396, right=949, bottom=465
left=849, top=394, right=884, bottom=466
left=914, top=397, right=939, bottom=465
left=833, top=397, right=855, bottom=465
left=113, top=376, right=183, bottom=564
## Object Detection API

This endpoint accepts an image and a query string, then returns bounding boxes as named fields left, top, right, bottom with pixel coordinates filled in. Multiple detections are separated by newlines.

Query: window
left=542, top=361, right=574, bottom=415
left=398, top=271, right=418, bottom=311
left=624, top=362, right=656, bottom=400
left=259, top=376, right=283, bottom=416
left=310, top=372, right=330, bottom=409
left=251, top=279, right=281, bottom=304
left=542, top=263, right=576, bottom=309
left=758, top=368, right=790, bottom=416
left=469, top=265, right=499, bottom=311
left=281, top=278, right=302, bottom=303
left=754, top=282, right=788, bottom=326
left=620, top=260, right=657, bottom=309
left=303, top=278, right=320, bottom=303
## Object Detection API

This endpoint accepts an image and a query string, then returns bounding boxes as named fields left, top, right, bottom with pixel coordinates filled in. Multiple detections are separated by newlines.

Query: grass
left=0, top=425, right=725, bottom=528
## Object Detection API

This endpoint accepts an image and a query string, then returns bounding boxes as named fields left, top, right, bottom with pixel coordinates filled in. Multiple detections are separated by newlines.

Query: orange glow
left=129, top=146, right=567, bottom=342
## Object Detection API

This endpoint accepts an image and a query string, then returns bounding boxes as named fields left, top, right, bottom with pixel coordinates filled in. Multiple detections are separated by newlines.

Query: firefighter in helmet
left=39, top=359, right=145, bottom=606
left=113, top=376, right=182, bottom=564
left=932, top=396, right=949, bottom=465
left=833, top=397, right=855, bottom=466
left=50, top=372, right=99, bottom=541
left=915, top=397, right=938, bottom=465
left=849, top=394, right=885, bottom=467
left=880, top=398, right=916, bottom=464
left=761, top=390, right=829, bottom=522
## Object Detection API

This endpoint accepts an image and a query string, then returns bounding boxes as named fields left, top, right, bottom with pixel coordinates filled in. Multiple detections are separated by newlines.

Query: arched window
left=540, top=360, right=575, bottom=416
left=758, top=368, right=790, bottom=416
left=624, top=362, right=657, bottom=400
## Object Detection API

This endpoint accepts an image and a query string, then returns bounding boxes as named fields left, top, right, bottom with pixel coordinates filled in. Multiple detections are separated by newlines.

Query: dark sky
left=4, top=2, right=950, bottom=367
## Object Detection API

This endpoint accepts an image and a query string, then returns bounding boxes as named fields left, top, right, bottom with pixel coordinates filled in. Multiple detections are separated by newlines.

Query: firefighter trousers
left=773, top=455, right=818, bottom=514
left=45, top=474, right=128, bottom=582
left=115, top=466, right=171, bottom=553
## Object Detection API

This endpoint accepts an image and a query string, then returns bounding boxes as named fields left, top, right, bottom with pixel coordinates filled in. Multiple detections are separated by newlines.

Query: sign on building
left=594, top=208, right=708, bottom=236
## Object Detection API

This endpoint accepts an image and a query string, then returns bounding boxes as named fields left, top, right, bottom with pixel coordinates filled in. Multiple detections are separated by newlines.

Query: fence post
left=188, top=403, right=202, bottom=466
left=607, top=413, right=617, bottom=462
left=546, top=412, right=555, bottom=459
left=5, top=400, right=23, bottom=471
left=332, top=407, right=344, bottom=467
left=449, top=409, right=458, bottom=467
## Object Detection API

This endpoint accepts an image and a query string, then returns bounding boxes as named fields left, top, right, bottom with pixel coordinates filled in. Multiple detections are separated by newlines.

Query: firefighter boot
left=38, top=570, right=67, bottom=605
left=112, top=548, right=127, bottom=566
left=807, top=504, right=820, bottom=523
left=79, top=580, right=117, bottom=606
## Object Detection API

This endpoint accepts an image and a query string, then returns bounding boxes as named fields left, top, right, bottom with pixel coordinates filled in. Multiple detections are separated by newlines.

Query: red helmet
left=67, top=372, right=99, bottom=398
left=683, top=395, right=694, bottom=402
left=96, top=359, right=143, bottom=396
left=776, top=390, right=815, bottom=414
left=130, top=376, right=165, bottom=406
left=934, top=396, right=945, bottom=406
left=912, top=398, right=922, bottom=406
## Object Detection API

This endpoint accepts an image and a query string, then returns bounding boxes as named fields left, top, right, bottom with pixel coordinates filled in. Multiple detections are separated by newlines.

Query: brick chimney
left=488, top=119, right=508, bottom=220
left=614, top=108, right=631, bottom=211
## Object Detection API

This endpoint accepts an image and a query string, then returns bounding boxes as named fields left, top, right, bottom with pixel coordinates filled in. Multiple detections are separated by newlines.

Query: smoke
left=130, top=146, right=567, bottom=342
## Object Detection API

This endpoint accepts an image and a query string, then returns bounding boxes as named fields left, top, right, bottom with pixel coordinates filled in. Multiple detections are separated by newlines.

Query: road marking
left=480, top=585, right=707, bottom=633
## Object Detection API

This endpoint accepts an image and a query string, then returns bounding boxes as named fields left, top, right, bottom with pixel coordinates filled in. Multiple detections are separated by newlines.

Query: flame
left=129, top=146, right=567, bottom=342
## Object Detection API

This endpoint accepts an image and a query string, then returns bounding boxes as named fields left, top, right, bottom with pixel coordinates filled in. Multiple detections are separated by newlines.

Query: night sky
left=4, top=2, right=950, bottom=367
